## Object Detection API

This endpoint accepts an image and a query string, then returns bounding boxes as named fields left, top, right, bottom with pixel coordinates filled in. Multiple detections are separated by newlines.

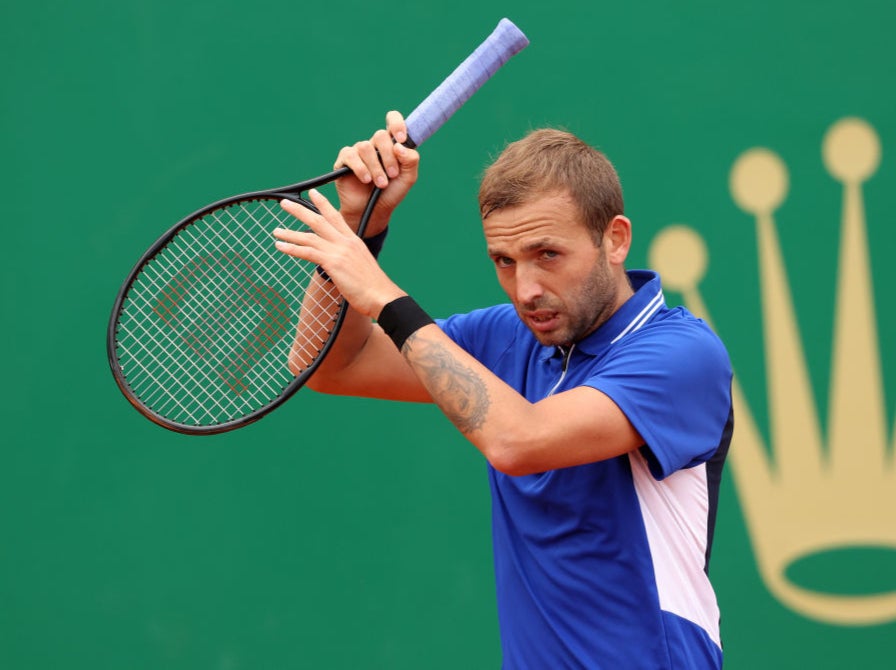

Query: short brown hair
left=478, top=129, right=624, bottom=240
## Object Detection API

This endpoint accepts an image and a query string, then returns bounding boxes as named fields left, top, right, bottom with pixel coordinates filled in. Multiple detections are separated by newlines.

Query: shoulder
left=438, top=303, right=520, bottom=343
left=584, top=305, right=733, bottom=477
left=437, top=304, right=536, bottom=365
left=610, top=305, right=731, bottom=375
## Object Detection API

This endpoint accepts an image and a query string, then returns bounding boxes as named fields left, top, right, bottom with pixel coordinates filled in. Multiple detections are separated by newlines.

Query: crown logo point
left=648, top=225, right=707, bottom=294
left=823, top=117, right=880, bottom=183
left=730, top=148, right=789, bottom=217
left=649, top=117, right=896, bottom=626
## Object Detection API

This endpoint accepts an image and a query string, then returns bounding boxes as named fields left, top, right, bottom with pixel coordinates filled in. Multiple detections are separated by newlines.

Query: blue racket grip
left=404, top=18, right=529, bottom=148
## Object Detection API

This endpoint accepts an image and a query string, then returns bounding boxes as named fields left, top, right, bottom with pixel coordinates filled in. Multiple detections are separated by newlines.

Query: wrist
left=361, top=226, right=389, bottom=258
left=377, top=295, right=435, bottom=350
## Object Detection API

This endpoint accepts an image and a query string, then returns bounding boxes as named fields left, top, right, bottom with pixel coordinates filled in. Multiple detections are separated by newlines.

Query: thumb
left=390, top=144, right=419, bottom=192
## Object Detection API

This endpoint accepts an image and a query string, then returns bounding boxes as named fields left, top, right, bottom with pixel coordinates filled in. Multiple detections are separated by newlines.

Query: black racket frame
left=107, top=167, right=381, bottom=434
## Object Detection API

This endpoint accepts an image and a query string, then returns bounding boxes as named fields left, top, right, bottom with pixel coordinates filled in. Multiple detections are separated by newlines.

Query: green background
left=2, top=0, right=894, bottom=667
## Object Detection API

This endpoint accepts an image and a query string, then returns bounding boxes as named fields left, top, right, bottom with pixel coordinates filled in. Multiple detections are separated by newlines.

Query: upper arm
left=491, top=386, right=644, bottom=476
left=584, top=324, right=733, bottom=479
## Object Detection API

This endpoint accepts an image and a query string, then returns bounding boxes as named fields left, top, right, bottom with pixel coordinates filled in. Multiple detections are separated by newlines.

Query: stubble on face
left=519, top=250, right=620, bottom=347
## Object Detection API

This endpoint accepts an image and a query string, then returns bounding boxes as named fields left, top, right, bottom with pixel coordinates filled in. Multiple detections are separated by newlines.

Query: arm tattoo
left=402, top=333, right=490, bottom=434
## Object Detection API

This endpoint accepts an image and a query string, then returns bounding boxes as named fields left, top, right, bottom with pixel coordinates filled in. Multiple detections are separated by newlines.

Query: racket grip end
left=405, top=18, right=529, bottom=147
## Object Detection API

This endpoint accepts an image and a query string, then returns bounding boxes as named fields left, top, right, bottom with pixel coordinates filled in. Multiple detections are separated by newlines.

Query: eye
left=493, top=256, right=515, bottom=268
left=540, top=249, right=559, bottom=261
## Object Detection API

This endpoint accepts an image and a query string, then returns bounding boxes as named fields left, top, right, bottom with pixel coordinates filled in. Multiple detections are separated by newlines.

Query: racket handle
left=404, top=18, right=529, bottom=148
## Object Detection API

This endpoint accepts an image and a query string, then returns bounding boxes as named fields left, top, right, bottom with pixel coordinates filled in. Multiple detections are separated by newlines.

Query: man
left=273, top=112, right=733, bottom=669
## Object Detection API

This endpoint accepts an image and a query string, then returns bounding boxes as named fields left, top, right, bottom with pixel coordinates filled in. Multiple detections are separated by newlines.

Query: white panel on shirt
left=628, top=450, right=722, bottom=648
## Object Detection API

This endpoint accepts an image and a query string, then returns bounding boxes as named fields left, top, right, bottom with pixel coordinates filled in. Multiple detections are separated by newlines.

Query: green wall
left=2, top=0, right=894, bottom=667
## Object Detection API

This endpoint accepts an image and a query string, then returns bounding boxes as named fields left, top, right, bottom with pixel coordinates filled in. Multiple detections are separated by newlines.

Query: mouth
left=525, top=310, right=561, bottom=332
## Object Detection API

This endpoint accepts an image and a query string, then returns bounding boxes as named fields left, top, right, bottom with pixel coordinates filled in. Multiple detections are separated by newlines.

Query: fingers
left=334, top=137, right=388, bottom=188
left=385, top=110, right=408, bottom=145
left=278, top=197, right=317, bottom=229
left=335, top=143, right=374, bottom=185
left=392, top=141, right=419, bottom=171
left=306, top=189, right=351, bottom=234
left=272, top=223, right=319, bottom=263
left=371, top=129, right=399, bottom=183
left=273, top=200, right=316, bottom=260
left=279, top=191, right=352, bottom=239
left=334, top=111, right=417, bottom=189
left=273, top=196, right=336, bottom=264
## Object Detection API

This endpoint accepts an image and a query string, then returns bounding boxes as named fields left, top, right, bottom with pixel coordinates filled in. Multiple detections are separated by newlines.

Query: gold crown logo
left=648, top=118, right=896, bottom=626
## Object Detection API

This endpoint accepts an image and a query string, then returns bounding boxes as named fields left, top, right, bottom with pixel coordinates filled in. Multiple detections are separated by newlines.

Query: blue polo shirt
left=438, top=270, right=732, bottom=669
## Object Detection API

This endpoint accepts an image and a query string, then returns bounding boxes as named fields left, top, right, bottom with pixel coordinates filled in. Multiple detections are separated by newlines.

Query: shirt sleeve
left=437, top=304, right=518, bottom=359
left=584, top=317, right=733, bottom=480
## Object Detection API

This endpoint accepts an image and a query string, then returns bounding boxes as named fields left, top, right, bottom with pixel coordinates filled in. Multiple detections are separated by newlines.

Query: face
left=484, top=192, right=627, bottom=347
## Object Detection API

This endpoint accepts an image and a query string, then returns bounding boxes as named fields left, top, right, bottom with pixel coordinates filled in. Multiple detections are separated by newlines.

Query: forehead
left=483, top=191, right=589, bottom=250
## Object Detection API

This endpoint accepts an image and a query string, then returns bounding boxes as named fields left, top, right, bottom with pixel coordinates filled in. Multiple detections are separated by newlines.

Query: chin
left=530, top=330, right=569, bottom=348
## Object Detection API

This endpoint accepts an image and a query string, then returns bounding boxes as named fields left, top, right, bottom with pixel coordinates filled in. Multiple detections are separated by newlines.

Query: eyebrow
left=521, top=237, right=559, bottom=252
left=487, top=237, right=561, bottom=256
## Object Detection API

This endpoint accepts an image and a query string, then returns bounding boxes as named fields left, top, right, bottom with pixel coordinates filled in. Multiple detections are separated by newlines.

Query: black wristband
left=363, top=226, right=389, bottom=258
left=377, top=295, right=435, bottom=350
left=315, top=227, right=389, bottom=281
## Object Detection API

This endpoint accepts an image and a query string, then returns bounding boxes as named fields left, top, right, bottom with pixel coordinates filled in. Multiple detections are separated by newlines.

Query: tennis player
left=273, top=112, right=733, bottom=669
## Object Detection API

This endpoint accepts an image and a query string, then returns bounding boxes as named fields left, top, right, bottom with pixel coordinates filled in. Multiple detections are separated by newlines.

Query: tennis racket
left=108, top=18, right=529, bottom=435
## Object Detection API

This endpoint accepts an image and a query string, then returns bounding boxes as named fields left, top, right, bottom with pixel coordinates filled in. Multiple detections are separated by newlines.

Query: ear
left=603, top=215, right=632, bottom=265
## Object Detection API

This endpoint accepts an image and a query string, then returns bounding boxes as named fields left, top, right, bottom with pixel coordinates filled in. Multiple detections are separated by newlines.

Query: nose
left=514, top=264, right=544, bottom=306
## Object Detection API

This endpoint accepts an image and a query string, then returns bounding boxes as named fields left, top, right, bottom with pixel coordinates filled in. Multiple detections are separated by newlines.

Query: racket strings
left=120, top=254, right=294, bottom=419
left=114, top=197, right=343, bottom=427
left=121, top=207, right=294, bottom=406
left=119, top=224, right=335, bottom=421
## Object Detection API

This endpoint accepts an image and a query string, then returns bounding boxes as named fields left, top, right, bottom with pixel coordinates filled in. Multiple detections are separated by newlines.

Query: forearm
left=393, top=319, right=642, bottom=476
left=288, top=222, right=390, bottom=379
left=287, top=276, right=371, bottom=391
left=304, top=309, right=376, bottom=394
left=397, top=323, right=538, bottom=474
